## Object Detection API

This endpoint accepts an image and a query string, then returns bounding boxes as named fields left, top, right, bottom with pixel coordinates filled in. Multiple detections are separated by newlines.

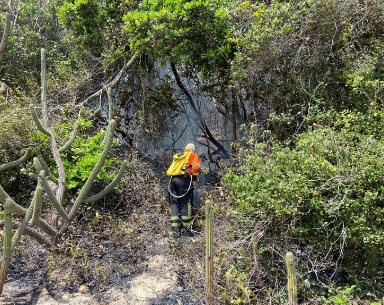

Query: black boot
left=171, top=227, right=181, bottom=238
left=183, top=228, right=194, bottom=237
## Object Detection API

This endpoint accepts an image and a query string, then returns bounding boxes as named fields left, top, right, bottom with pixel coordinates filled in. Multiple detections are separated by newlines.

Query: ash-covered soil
left=0, top=167, right=208, bottom=305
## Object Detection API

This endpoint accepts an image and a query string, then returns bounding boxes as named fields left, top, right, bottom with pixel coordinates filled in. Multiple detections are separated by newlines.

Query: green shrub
left=34, top=119, right=116, bottom=195
left=222, top=109, right=384, bottom=295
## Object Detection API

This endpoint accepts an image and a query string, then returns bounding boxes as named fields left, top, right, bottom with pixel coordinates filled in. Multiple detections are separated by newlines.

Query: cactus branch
left=59, top=120, right=79, bottom=153
left=0, top=185, right=58, bottom=237
left=30, top=105, right=50, bottom=136
left=48, top=130, right=66, bottom=205
left=107, top=87, right=113, bottom=122
left=36, top=151, right=57, bottom=181
left=11, top=187, right=38, bottom=252
left=0, top=147, right=32, bottom=172
left=286, top=251, right=298, bottom=305
left=0, top=199, right=13, bottom=295
left=102, top=92, right=114, bottom=146
left=0, top=13, right=11, bottom=64
left=39, top=170, right=68, bottom=221
left=83, top=160, right=127, bottom=204
left=33, top=157, right=43, bottom=174
left=0, top=220, right=53, bottom=248
left=38, top=49, right=66, bottom=205
left=31, top=186, right=43, bottom=226
left=205, top=200, right=213, bottom=305
left=41, top=49, right=49, bottom=127
left=66, top=120, right=116, bottom=222
left=86, top=108, right=101, bottom=121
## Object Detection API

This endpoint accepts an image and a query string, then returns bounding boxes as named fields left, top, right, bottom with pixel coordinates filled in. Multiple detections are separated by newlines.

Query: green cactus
left=205, top=200, right=213, bottom=305
left=86, top=107, right=101, bottom=121
left=0, top=147, right=32, bottom=172
left=108, top=87, right=114, bottom=121
left=59, top=120, right=79, bottom=153
left=29, top=105, right=50, bottom=136
left=286, top=251, right=298, bottom=305
left=39, top=170, right=68, bottom=221
left=0, top=185, right=57, bottom=237
left=102, top=88, right=114, bottom=145
left=33, top=157, right=43, bottom=174
left=36, top=152, right=56, bottom=181
left=11, top=186, right=40, bottom=252
left=40, top=48, right=49, bottom=127
left=31, top=185, right=43, bottom=226
left=83, top=160, right=128, bottom=203
left=67, top=119, right=116, bottom=221
left=0, top=48, right=126, bottom=295
left=0, top=199, right=13, bottom=294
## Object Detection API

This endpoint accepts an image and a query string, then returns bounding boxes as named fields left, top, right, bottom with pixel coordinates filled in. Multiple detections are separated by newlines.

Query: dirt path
left=0, top=196, right=205, bottom=305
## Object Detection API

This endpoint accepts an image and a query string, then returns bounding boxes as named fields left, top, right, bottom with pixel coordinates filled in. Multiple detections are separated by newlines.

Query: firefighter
left=168, top=143, right=201, bottom=237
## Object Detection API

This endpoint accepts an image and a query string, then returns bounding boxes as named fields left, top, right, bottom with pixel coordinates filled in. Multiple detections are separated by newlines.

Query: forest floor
left=0, top=166, right=210, bottom=305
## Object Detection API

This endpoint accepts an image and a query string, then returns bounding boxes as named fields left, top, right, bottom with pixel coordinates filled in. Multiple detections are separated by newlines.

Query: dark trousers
left=170, top=175, right=193, bottom=231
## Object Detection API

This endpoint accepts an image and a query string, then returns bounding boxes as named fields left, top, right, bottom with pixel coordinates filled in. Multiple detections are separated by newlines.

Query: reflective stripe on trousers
left=170, top=175, right=193, bottom=230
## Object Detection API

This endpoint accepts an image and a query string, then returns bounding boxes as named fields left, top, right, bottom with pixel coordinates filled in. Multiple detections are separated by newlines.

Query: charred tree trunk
left=171, top=63, right=229, bottom=158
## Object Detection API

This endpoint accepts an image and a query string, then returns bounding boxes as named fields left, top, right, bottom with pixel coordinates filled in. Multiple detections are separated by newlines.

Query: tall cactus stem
left=67, top=120, right=116, bottom=222
left=205, top=200, right=213, bottom=305
left=59, top=120, right=79, bottom=153
left=36, top=152, right=56, bottom=181
left=39, top=170, right=68, bottom=221
left=83, top=160, right=127, bottom=203
left=30, top=105, right=50, bottom=136
left=0, top=199, right=13, bottom=294
left=0, top=147, right=32, bottom=172
left=33, top=157, right=43, bottom=174
left=286, top=251, right=298, bottom=305
left=41, top=48, right=49, bottom=127
left=48, top=128, right=66, bottom=205
left=11, top=187, right=38, bottom=252
left=0, top=185, right=57, bottom=237
left=39, top=48, right=66, bottom=205
left=107, top=87, right=113, bottom=121
left=86, top=108, right=101, bottom=121
left=0, top=13, right=11, bottom=64
left=31, top=186, right=43, bottom=226
left=102, top=89, right=114, bottom=146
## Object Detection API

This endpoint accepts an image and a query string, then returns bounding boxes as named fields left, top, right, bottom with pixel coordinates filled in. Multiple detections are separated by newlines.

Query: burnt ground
left=0, top=167, right=211, bottom=305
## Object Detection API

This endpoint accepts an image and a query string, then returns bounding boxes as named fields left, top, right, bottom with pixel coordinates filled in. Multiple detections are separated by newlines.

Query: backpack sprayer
left=166, top=151, right=194, bottom=198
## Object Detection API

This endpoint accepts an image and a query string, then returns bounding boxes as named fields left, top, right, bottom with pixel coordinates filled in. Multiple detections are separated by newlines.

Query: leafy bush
left=34, top=119, right=116, bottom=195
left=123, top=0, right=234, bottom=75
left=231, top=0, right=384, bottom=137
left=222, top=108, right=384, bottom=300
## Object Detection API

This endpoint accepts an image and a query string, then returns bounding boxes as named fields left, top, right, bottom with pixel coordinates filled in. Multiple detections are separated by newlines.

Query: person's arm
left=186, top=152, right=201, bottom=176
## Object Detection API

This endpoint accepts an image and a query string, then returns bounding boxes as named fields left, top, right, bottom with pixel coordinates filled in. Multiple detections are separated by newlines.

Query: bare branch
left=78, top=52, right=138, bottom=108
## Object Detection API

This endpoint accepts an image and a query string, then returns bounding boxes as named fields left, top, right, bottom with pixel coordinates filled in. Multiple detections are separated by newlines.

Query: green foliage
left=231, top=0, right=384, bottom=137
left=123, top=0, right=234, bottom=75
left=57, top=0, right=105, bottom=55
left=34, top=119, right=116, bottom=194
left=324, top=285, right=384, bottom=305
left=60, top=124, right=115, bottom=192
left=57, top=0, right=130, bottom=60
left=223, top=109, right=384, bottom=288
left=1, top=0, right=69, bottom=91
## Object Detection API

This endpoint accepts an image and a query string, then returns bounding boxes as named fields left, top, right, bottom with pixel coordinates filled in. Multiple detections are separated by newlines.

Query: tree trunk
left=171, top=63, right=229, bottom=158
